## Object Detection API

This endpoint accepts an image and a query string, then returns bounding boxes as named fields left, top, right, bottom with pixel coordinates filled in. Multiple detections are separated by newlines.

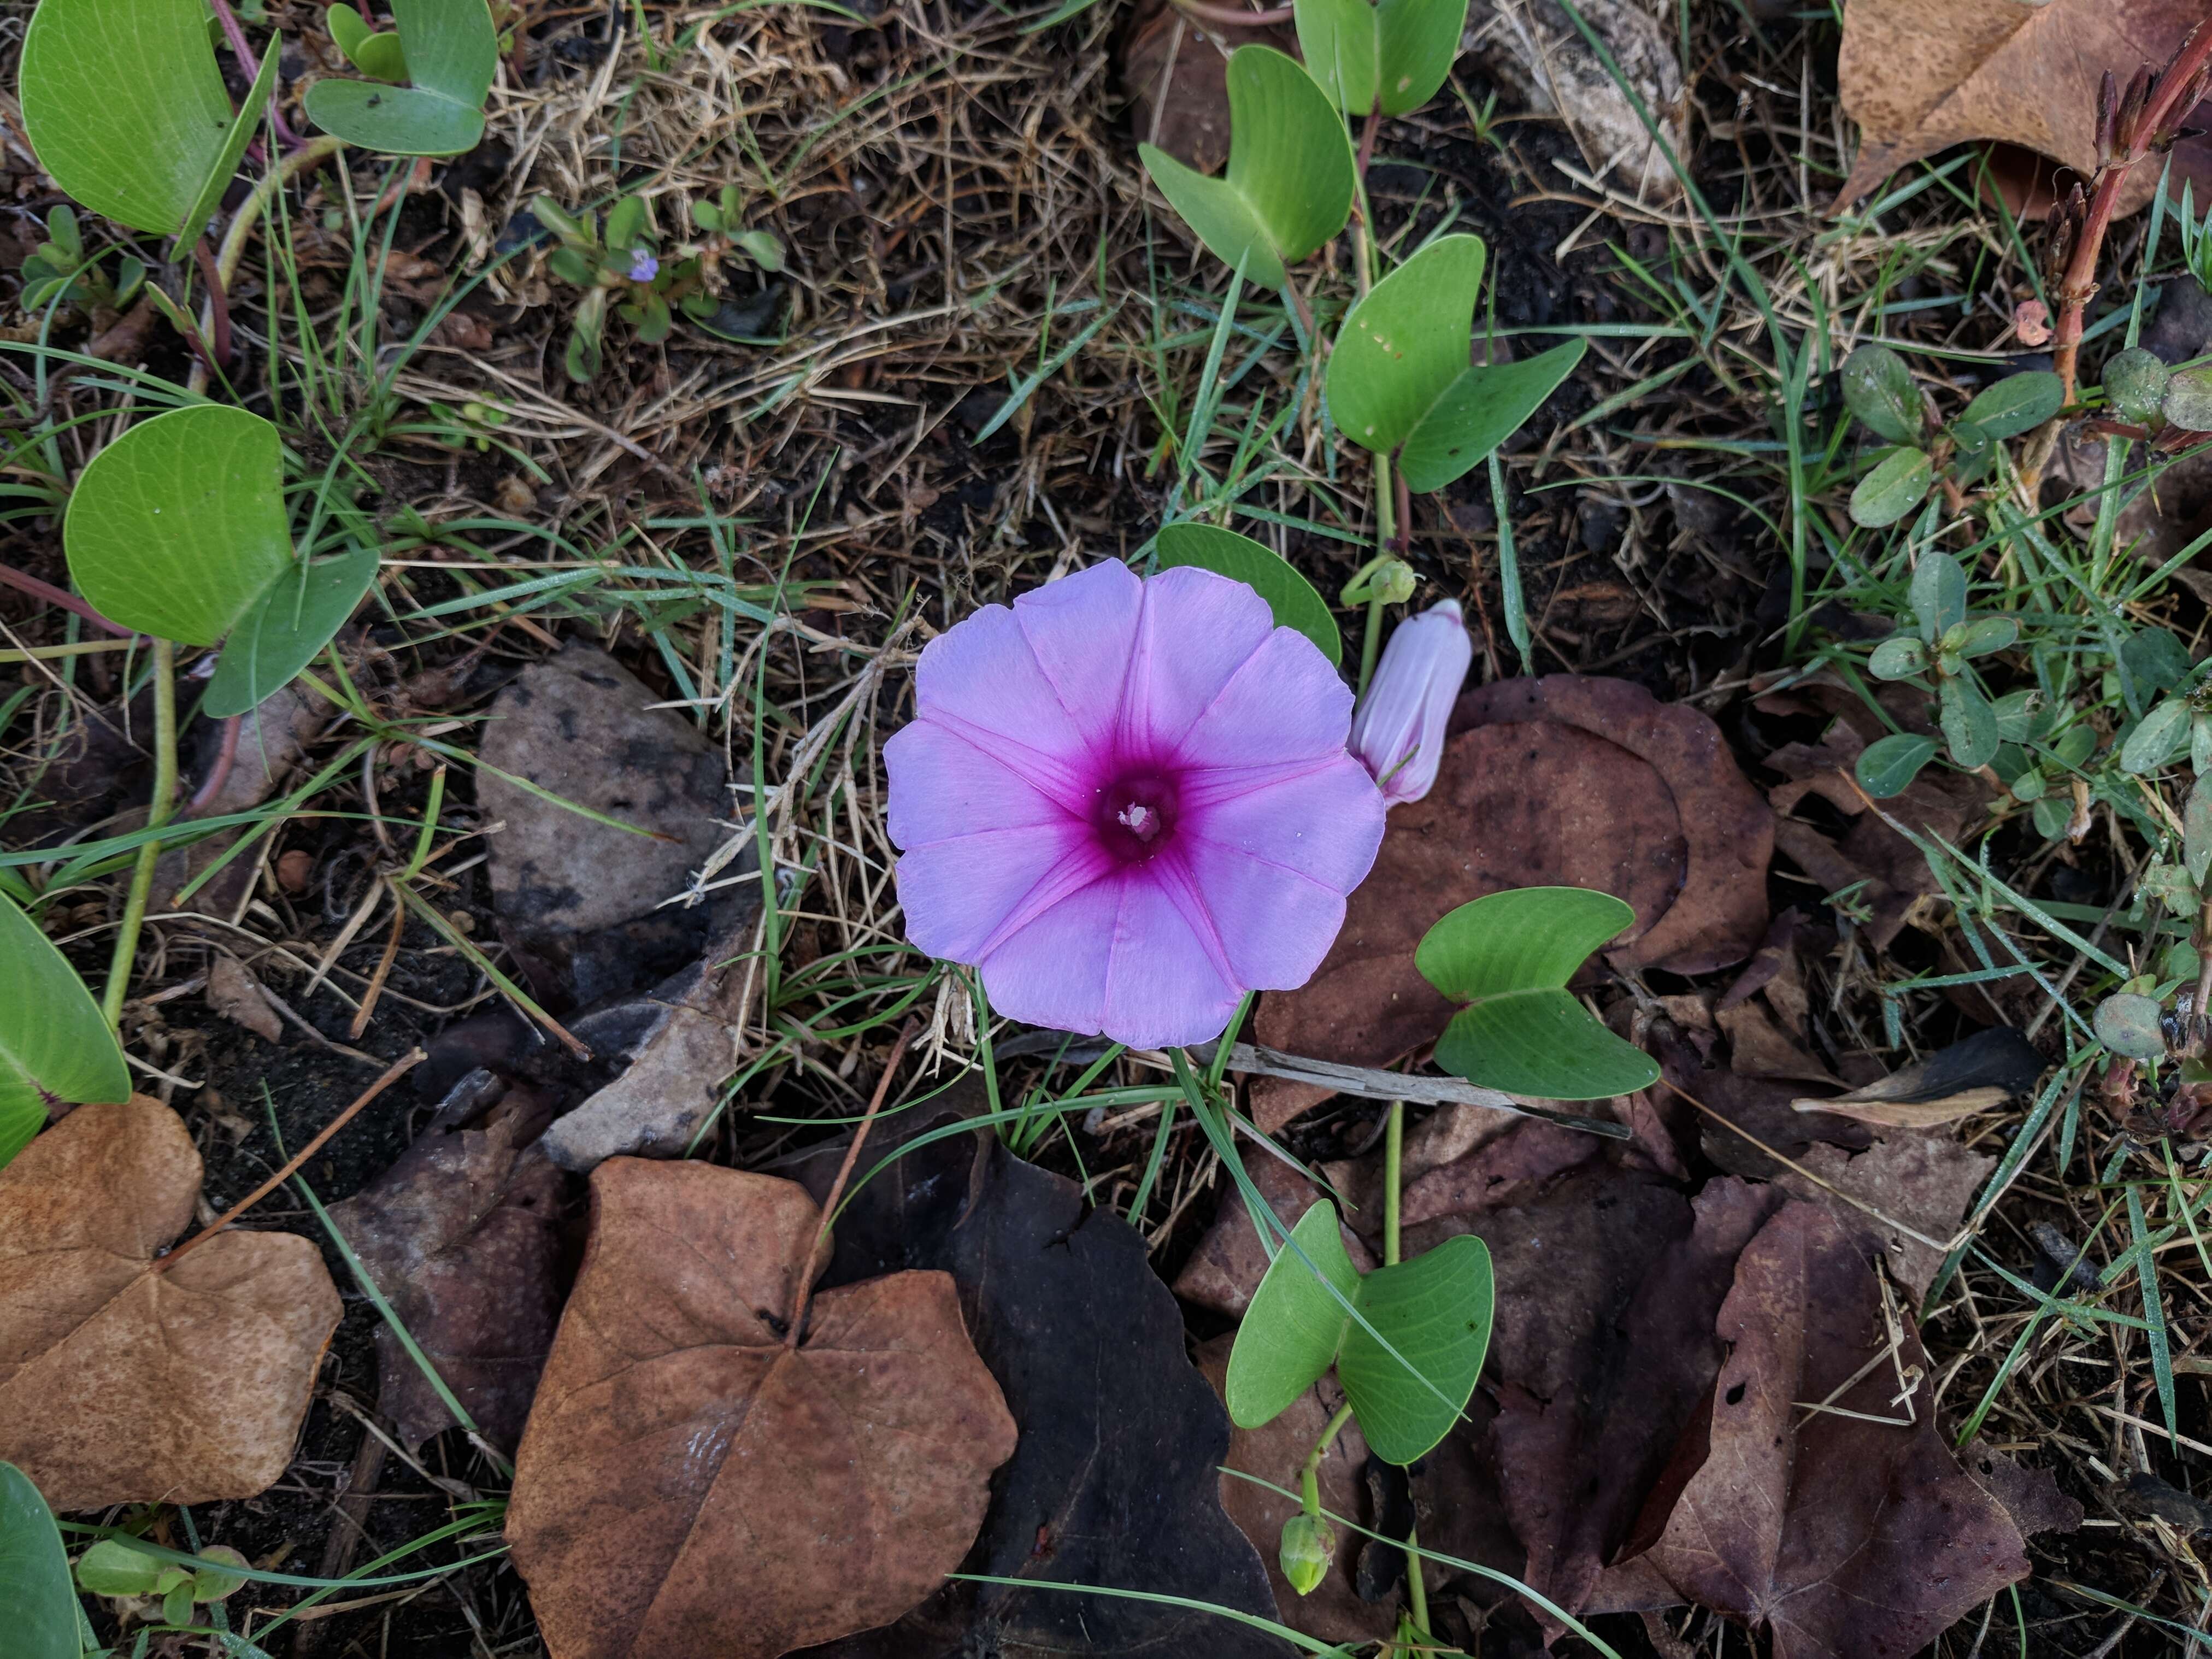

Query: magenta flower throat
left=887, top=560, right=1386, bottom=1049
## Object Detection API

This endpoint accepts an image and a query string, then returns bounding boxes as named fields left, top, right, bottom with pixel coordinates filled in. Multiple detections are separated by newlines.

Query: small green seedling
left=536, top=188, right=786, bottom=380
left=1137, top=45, right=1356, bottom=292
left=1155, top=522, right=1341, bottom=665
left=304, top=0, right=499, bottom=156
left=1856, top=549, right=2019, bottom=787
left=1326, top=234, right=1586, bottom=493
left=1293, top=0, right=1466, bottom=118
left=1839, top=343, right=2064, bottom=527
left=1415, top=886, right=1661, bottom=1099
left=63, top=405, right=377, bottom=716
left=19, top=0, right=278, bottom=246
left=75, top=1537, right=248, bottom=1631
left=19, top=208, right=145, bottom=317
left=0, top=891, right=130, bottom=1169
left=1, top=1463, right=81, bottom=1659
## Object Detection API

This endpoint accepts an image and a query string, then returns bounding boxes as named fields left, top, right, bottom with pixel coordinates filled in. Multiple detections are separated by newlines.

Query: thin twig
left=0, top=562, right=132, bottom=636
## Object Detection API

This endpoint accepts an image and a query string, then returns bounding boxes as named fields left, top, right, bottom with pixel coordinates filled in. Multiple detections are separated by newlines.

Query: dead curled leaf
left=1837, top=0, right=2212, bottom=215
left=504, top=1157, right=1016, bottom=1659
left=1589, top=1202, right=2034, bottom=1658
left=1260, top=674, right=1770, bottom=1076
left=0, top=1098, right=342, bottom=1511
left=329, top=1068, right=565, bottom=1454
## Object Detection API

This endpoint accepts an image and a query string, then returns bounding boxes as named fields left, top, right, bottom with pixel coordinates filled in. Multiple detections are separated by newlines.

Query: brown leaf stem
left=787, top=1019, right=917, bottom=1344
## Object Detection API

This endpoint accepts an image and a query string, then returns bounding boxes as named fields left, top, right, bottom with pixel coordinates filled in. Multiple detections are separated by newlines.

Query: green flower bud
left=1279, top=1512, right=1336, bottom=1596
left=2102, top=348, right=2170, bottom=425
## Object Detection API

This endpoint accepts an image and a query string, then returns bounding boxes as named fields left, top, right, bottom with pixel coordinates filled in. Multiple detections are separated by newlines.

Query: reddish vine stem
left=205, top=0, right=306, bottom=151
left=192, top=239, right=234, bottom=367
left=786, top=1020, right=918, bottom=1346
left=0, top=562, right=131, bottom=636
left=2049, top=19, right=2212, bottom=402
left=187, top=713, right=244, bottom=813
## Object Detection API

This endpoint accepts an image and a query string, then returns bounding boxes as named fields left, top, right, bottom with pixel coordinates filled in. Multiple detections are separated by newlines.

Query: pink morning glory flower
left=1348, top=599, right=1472, bottom=805
left=886, top=560, right=1386, bottom=1049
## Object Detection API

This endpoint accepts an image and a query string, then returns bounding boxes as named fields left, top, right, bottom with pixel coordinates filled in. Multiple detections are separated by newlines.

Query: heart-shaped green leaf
left=305, top=0, right=499, bottom=156
left=1326, top=235, right=1585, bottom=492
left=1854, top=731, right=1937, bottom=798
left=19, top=0, right=276, bottom=245
left=1225, top=1201, right=1493, bottom=1465
left=327, top=3, right=410, bottom=81
left=0, top=1463, right=78, bottom=1659
left=0, top=892, right=130, bottom=1170
left=1960, top=370, right=2063, bottom=440
left=65, top=406, right=293, bottom=647
left=1137, top=46, right=1354, bottom=292
left=1849, top=444, right=1932, bottom=528
left=1416, top=886, right=1658, bottom=1099
left=1155, top=523, right=1341, bottom=665
left=1293, top=0, right=1467, bottom=117
left=204, top=545, right=380, bottom=716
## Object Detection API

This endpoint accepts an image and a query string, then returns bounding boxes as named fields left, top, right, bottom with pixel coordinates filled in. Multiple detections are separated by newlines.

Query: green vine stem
left=187, top=134, right=345, bottom=395
left=1301, top=1401, right=1355, bottom=1516
left=1382, top=1097, right=1433, bottom=1645
left=101, top=638, right=177, bottom=1027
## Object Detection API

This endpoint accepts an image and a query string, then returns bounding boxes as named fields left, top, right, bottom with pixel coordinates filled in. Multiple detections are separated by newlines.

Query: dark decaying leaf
left=505, top=1157, right=1016, bottom=1659
left=328, top=1068, right=566, bottom=1452
left=1116, top=0, right=1292, bottom=175
left=792, top=1117, right=1291, bottom=1658
left=1589, top=1202, right=2033, bottom=1658
left=1792, top=1024, right=2045, bottom=1131
left=1260, top=675, right=1769, bottom=1080
left=1195, top=1336, right=1395, bottom=1647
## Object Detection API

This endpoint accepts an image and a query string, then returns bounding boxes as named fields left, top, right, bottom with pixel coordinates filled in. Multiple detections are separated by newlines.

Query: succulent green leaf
left=304, top=0, right=499, bottom=156
left=1416, top=886, right=1658, bottom=1099
left=1155, top=523, right=1342, bottom=665
left=19, top=0, right=272, bottom=243
left=1938, top=677, right=1998, bottom=769
left=64, top=406, right=292, bottom=647
left=205, top=546, right=380, bottom=717
left=1224, top=1202, right=1361, bottom=1429
left=1991, top=689, right=2040, bottom=744
left=1959, top=370, right=2063, bottom=440
left=1849, top=444, right=1932, bottom=528
left=1, top=1464, right=78, bottom=1659
left=605, top=195, right=649, bottom=251
left=2030, top=795, right=2072, bottom=839
left=0, top=892, right=128, bottom=1169
left=1839, top=344, right=1921, bottom=445
left=1854, top=732, right=1937, bottom=798
left=1957, top=615, right=2017, bottom=658
left=1293, top=0, right=1467, bottom=117
left=2102, top=346, right=2170, bottom=426
left=327, top=4, right=409, bottom=80
left=2162, top=367, right=2212, bottom=432
left=1398, top=340, right=1583, bottom=494
left=75, top=1538, right=168, bottom=1598
left=2122, top=626, right=2194, bottom=696
left=2095, top=992, right=2168, bottom=1061
left=1909, top=550, right=1967, bottom=641
left=1866, top=636, right=1926, bottom=681
left=189, top=1546, right=248, bottom=1603
left=1137, top=46, right=1355, bottom=292
left=2122, top=699, right=2193, bottom=775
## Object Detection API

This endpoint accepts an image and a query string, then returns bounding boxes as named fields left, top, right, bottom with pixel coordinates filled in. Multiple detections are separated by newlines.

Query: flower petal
left=1172, top=626, right=1357, bottom=772
left=885, top=720, right=1072, bottom=851
left=911, top=602, right=1095, bottom=808
left=973, top=873, right=1120, bottom=1038
left=1119, top=566, right=1276, bottom=758
left=1013, top=560, right=1143, bottom=760
left=895, top=820, right=1097, bottom=965
left=1167, top=838, right=1350, bottom=990
left=1099, top=872, right=1245, bottom=1048
left=1181, top=752, right=1386, bottom=892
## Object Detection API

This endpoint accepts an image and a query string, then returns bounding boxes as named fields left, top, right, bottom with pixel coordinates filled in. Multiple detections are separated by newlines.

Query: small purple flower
left=626, top=248, right=659, bottom=283
left=886, top=561, right=1386, bottom=1049
left=1348, top=599, right=1472, bottom=805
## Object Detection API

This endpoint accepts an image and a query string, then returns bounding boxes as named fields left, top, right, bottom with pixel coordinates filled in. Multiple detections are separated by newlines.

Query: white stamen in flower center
left=1116, top=802, right=1158, bottom=839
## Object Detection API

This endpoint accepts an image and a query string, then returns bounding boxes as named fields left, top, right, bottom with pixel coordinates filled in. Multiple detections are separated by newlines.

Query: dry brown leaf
left=1837, top=0, right=2212, bottom=215
left=0, top=1098, right=342, bottom=1510
left=206, top=954, right=283, bottom=1044
left=505, top=1157, right=1016, bottom=1659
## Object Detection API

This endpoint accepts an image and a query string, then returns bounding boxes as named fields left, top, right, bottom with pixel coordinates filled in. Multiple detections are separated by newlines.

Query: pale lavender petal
left=1118, top=566, right=1275, bottom=757
left=1102, top=872, right=1244, bottom=1048
left=895, top=820, right=1095, bottom=964
left=1014, top=560, right=1143, bottom=758
left=885, top=720, right=1074, bottom=850
left=1181, top=753, right=1386, bottom=893
left=1348, top=601, right=1471, bottom=804
left=911, top=602, right=1095, bottom=806
left=1166, top=839, right=1349, bottom=990
left=1172, top=626, right=1356, bottom=773
left=973, top=873, right=1121, bottom=1038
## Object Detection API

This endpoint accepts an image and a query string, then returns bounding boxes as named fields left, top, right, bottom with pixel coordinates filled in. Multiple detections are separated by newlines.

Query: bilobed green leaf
left=1332, top=1234, right=1490, bottom=1464
left=1398, top=339, right=1583, bottom=494
left=1155, top=524, right=1341, bottom=665
left=1854, top=732, right=1937, bottom=798
left=0, top=891, right=129, bottom=1170
left=64, top=405, right=292, bottom=646
left=1839, top=344, right=1921, bottom=445
left=1909, top=549, right=1967, bottom=640
left=1938, top=677, right=1998, bottom=769
left=1138, top=46, right=1354, bottom=292
left=1849, top=444, right=1932, bottom=528
left=1223, top=1202, right=1361, bottom=1429
left=1293, top=0, right=1467, bottom=117
left=0, top=1463, right=78, bottom=1659
left=1416, top=886, right=1658, bottom=1099
left=304, top=0, right=499, bottom=156
left=204, top=546, right=380, bottom=716
left=19, top=0, right=269, bottom=242
left=327, top=3, right=409, bottom=80
left=1960, top=370, right=2063, bottom=440
left=2122, top=699, right=2192, bottom=775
